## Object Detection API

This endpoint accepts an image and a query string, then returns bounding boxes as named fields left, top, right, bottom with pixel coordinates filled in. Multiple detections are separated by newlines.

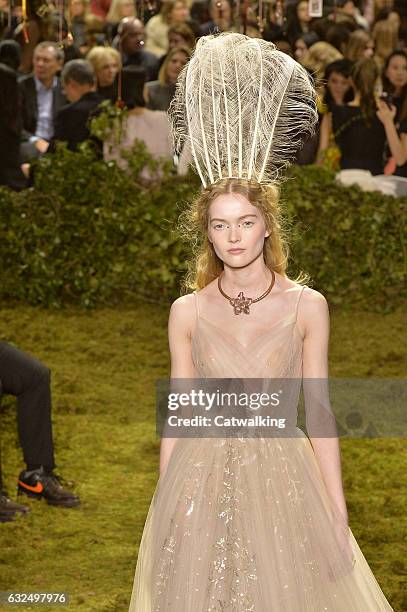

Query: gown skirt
left=128, top=286, right=394, bottom=611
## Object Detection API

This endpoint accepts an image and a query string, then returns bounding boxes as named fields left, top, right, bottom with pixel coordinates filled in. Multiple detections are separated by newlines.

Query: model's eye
left=242, top=221, right=255, bottom=227
left=213, top=223, right=226, bottom=230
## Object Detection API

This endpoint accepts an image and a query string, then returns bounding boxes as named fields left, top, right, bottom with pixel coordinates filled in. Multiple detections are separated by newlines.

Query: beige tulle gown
left=129, top=285, right=394, bottom=611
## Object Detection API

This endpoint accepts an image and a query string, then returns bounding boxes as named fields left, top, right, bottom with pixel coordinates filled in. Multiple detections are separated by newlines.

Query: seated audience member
left=317, top=59, right=354, bottom=163
left=199, top=0, right=232, bottom=36
left=89, top=0, right=111, bottom=20
left=104, top=65, right=173, bottom=177
left=19, top=42, right=66, bottom=162
left=158, top=21, right=195, bottom=68
left=69, top=0, right=89, bottom=51
left=372, top=18, right=399, bottom=69
left=331, top=58, right=388, bottom=175
left=293, top=31, right=320, bottom=64
left=50, top=59, right=103, bottom=152
left=302, top=41, right=343, bottom=94
left=145, top=46, right=190, bottom=111
left=381, top=49, right=407, bottom=121
left=116, top=17, right=159, bottom=82
left=87, top=46, right=121, bottom=100
left=0, top=39, right=22, bottom=73
left=0, top=341, right=80, bottom=518
left=145, top=0, right=191, bottom=58
left=345, top=28, right=375, bottom=61
left=0, top=64, right=28, bottom=191
left=106, top=0, right=135, bottom=40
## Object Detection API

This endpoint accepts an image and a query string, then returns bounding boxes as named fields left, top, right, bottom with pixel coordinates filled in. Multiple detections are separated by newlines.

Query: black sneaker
left=17, top=467, right=81, bottom=508
left=0, top=491, right=29, bottom=521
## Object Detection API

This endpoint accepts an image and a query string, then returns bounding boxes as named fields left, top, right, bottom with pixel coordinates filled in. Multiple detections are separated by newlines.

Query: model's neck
left=220, top=260, right=276, bottom=296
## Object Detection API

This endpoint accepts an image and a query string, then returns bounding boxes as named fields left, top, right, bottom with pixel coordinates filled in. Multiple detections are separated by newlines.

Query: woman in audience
left=103, top=65, right=173, bottom=177
left=69, top=0, right=89, bottom=51
left=145, top=46, right=190, bottom=111
left=0, top=64, right=27, bottom=190
left=106, top=0, right=135, bottom=40
left=345, top=29, right=375, bottom=62
left=317, top=59, right=354, bottom=165
left=286, top=0, right=314, bottom=47
left=302, top=41, right=343, bottom=94
left=87, top=46, right=121, bottom=100
left=293, top=31, right=320, bottom=64
left=382, top=49, right=407, bottom=120
left=372, top=19, right=399, bottom=69
left=145, top=0, right=190, bottom=58
left=158, top=21, right=195, bottom=69
left=331, top=58, right=388, bottom=174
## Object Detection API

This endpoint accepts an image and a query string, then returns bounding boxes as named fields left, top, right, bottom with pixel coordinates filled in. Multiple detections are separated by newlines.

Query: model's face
left=327, top=71, right=351, bottom=103
left=385, top=55, right=407, bottom=89
left=208, top=194, right=269, bottom=267
left=97, top=57, right=119, bottom=86
left=166, top=51, right=188, bottom=83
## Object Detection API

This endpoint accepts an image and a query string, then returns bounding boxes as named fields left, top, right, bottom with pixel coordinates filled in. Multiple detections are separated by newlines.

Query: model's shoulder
left=299, top=285, right=327, bottom=304
left=169, top=293, right=196, bottom=317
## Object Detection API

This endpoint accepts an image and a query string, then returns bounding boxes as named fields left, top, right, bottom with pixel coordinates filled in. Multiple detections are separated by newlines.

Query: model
left=128, top=33, right=394, bottom=611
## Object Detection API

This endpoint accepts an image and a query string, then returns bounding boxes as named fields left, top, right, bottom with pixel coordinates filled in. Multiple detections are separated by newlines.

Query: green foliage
left=0, top=142, right=405, bottom=310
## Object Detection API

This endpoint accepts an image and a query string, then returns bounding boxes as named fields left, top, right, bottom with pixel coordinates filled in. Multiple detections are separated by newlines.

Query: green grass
left=0, top=303, right=405, bottom=612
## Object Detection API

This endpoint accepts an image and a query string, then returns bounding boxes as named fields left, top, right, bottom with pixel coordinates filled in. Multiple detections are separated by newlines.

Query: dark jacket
left=49, top=91, right=103, bottom=152
left=18, top=74, right=67, bottom=139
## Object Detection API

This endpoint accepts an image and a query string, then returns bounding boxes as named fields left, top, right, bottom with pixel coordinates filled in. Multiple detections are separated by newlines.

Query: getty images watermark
left=155, top=378, right=406, bottom=439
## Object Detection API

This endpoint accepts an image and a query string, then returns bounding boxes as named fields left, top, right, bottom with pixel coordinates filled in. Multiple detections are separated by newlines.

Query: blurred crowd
left=0, top=0, right=407, bottom=190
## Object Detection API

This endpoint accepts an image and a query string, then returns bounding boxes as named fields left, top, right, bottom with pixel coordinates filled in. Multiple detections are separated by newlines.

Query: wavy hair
left=178, top=177, right=310, bottom=293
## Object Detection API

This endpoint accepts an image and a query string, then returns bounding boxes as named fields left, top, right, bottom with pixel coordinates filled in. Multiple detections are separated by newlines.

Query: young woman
left=145, top=46, right=190, bottom=111
left=128, top=33, right=395, bottom=611
left=331, top=57, right=389, bottom=174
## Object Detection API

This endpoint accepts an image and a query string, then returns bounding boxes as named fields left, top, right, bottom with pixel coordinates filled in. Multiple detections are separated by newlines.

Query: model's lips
left=228, top=248, right=245, bottom=253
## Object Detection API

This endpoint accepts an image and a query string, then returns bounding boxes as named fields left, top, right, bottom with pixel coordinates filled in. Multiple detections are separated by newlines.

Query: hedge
left=0, top=141, right=405, bottom=311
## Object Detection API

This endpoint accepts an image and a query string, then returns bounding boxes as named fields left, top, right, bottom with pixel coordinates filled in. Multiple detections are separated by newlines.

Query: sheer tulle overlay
left=129, top=285, right=394, bottom=611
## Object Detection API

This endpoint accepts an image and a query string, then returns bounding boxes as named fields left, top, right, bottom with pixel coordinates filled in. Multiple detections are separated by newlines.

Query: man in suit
left=116, top=18, right=159, bottom=82
left=49, top=59, right=103, bottom=152
left=0, top=342, right=80, bottom=522
left=19, top=41, right=67, bottom=162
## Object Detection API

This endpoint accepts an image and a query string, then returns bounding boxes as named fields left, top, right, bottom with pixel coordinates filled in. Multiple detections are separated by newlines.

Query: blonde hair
left=158, top=46, right=190, bottom=85
left=303, top=41, right=343, bottom=88
left=178, top=178, right=310, bottom=292
left=161, top=0, right=189, bottom=24
left=106, top=0, right=135, bottom=23
left=372, top=20, right=398, bottom=66
left=86, top=46, right=121, bottom=75
left=345, top=29, right=373, bottom=62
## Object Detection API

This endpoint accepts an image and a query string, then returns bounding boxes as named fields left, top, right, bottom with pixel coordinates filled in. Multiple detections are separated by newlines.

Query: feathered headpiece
left=169, top=32, right=319, bottom=188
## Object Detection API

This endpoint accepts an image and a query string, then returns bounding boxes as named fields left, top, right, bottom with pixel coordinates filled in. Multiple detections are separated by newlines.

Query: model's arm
left=300, top=289, right=348, bottom=525
left=159, top=295, right=197, bottom=477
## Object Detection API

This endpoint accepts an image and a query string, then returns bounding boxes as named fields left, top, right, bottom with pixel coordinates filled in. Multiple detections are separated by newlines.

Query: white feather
left=169, top=32, right=318, bottom=187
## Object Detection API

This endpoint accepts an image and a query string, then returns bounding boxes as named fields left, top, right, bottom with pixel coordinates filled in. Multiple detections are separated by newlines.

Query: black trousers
left=0, top=342, right=55, bottom=489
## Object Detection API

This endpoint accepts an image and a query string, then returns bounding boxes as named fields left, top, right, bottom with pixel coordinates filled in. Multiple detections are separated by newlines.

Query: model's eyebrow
left=210, top=214, right=258, bottom=222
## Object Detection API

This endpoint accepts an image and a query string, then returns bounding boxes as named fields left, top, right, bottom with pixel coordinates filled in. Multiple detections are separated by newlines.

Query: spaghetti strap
left=193, top=290, right=200, bottom=319
left=294, top=285, right=306, bottom=323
